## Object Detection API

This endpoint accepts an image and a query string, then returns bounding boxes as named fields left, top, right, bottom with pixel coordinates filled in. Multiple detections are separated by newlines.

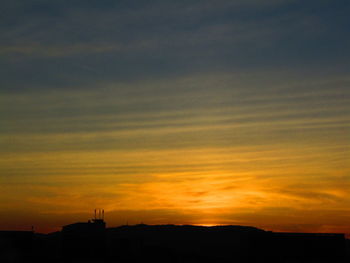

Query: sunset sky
left=1, top=0, right=349, bottom=234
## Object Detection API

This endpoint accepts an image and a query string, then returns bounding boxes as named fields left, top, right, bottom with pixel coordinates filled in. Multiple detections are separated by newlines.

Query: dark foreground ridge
left=1, top=218, right=349, bottom=263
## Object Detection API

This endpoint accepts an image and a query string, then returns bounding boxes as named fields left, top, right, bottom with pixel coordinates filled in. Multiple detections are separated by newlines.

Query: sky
left=0, top=0, right=349, bottom=234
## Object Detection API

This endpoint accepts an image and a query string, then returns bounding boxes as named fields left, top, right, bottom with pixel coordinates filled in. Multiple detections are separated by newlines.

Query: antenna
left=93, top=208, right=105, bottom=221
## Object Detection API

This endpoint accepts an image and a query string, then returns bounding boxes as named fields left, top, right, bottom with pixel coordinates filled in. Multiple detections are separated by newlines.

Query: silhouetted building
left=62, top=209, right=106, bottom=262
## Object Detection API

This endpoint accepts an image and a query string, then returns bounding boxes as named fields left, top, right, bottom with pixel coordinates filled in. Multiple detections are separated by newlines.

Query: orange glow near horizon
left=1, top=73, right=349, bottom=235
left=1, top=143, right=349, bottom=234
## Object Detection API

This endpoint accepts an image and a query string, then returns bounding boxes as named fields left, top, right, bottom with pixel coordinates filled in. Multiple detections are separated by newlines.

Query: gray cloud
left=1, top=0, right=349, bottom=92
left=1, top=0, right=350, bottom=233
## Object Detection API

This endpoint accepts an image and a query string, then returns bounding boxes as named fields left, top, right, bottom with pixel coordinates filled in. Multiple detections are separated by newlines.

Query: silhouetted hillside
left=0, top=224, right=348, bottom=263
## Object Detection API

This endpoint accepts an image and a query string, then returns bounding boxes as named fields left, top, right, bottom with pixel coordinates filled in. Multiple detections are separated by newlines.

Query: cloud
left=1, top=0, right=349, bottom=92
left=1, top=0, right=350, bottom=234
left=0, top=43, right=123, bottom=57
